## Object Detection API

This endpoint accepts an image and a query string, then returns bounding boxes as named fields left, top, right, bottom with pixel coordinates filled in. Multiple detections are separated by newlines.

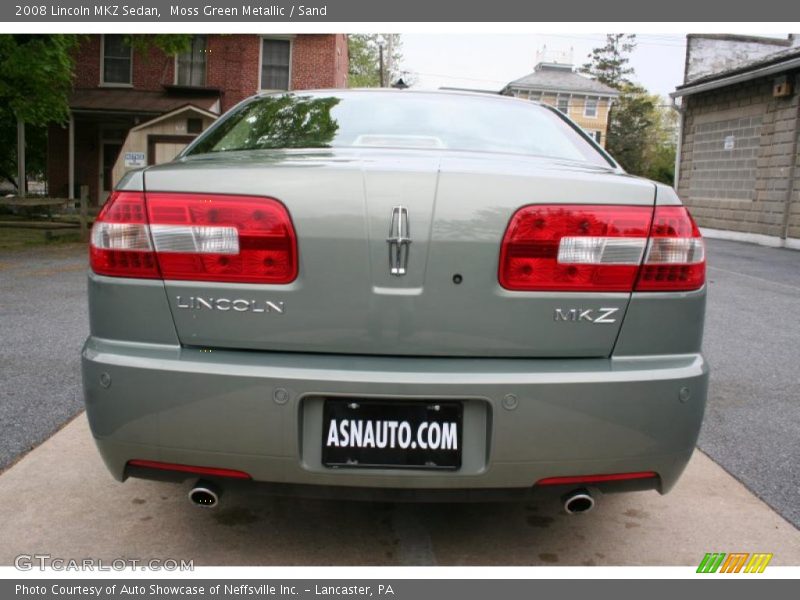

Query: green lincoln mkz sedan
left=82, top=90, right=708, bottom=513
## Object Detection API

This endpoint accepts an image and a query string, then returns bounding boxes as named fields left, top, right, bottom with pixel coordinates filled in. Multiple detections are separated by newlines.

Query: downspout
left=671, top=97, right=684, bottom=191
left=780, top=76, right=800, bottom=241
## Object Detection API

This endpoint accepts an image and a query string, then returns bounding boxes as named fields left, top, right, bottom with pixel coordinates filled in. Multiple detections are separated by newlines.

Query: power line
left=406, top=71, right=684, bottom=97
left=405, top=71, right=508, bottom=84
left=406, top=71, right=684, bottom=101
left=536, top=34, right=686, bottom=48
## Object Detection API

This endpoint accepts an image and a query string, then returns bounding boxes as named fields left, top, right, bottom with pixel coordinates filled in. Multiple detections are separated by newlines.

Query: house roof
left=69, top=88, right=221, bottom=115
left=129, top=104, right=219, bottom=132
left=504, top=63, right=619, bottom=97
left=673, top=45, right=800, bottom=97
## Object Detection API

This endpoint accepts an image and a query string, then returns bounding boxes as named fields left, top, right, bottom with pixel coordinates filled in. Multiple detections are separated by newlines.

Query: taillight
left=499, top=204, right=705, bottom=292
left=146, top=193, right=297, bottom=283
left=90, top=191, right=297, bottom=284
left=499, top=205, right=653, bottom=292
left=90, top=191, right=160, bottom=279
left=635, top=206, right=705, bottom=291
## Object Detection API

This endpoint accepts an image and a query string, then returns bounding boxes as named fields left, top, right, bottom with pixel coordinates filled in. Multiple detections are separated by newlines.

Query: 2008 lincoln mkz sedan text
left=82, top=90, right=708, bottom=513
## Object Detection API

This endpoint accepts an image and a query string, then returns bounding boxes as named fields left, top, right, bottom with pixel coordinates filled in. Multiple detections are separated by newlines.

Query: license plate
left=322, top=399, right=462, bottom=470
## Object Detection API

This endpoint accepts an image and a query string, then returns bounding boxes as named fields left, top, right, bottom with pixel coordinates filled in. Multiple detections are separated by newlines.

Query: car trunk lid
left=141, top=149, right=656, bottom=357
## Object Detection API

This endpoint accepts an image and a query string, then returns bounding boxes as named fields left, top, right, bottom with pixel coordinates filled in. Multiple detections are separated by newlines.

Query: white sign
left=124, top=152, right=146, bottom=168
left=723, top=135, right=735, bottom=150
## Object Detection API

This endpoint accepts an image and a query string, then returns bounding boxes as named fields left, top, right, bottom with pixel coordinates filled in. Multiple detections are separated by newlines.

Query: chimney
left=534, top=45, right=575, bottom=70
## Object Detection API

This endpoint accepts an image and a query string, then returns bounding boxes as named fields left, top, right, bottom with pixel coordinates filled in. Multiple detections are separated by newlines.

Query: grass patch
left=0, top=228, right=86, bottom=250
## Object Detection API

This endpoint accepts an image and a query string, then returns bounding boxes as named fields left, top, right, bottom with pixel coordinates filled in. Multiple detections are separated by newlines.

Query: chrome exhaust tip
left=563, top=489, right=595, bottom=514
left=188, top=480, right=221, bottom=508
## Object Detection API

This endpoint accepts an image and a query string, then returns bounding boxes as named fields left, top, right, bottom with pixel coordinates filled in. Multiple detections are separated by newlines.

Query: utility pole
left=378, top=43, right=386, bottom=87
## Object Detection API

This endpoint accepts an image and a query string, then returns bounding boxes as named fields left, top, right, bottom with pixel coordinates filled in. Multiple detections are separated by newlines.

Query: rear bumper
left=82, top=337, right=708, bottom=494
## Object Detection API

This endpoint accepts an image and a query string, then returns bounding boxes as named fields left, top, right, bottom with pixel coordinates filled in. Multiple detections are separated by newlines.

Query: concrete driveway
left=0, top=239, right=798, bottom=566
left=0, top=414, right=797, bottom=566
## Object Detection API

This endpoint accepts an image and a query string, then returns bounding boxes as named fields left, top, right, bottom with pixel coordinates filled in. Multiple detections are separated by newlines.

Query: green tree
left=0, top=34, right=192, bottom=191
left=641, top=95, right=678, bottom=184
left=347, top=34, right=403, bottom=87
left=606, top=87, right=677, bottom=184
left=0, top=35, right=82, bottom=190
left=580, top=33, right=636, bottom=89
left=582, top=34, right=677, bottom=183
left=0, top=116, right=47, bottom=189
left=128, top=34, right=193, bottom=56
left=642, top=142, right=677, bottom=185
left=606, top=84, right=657, bottom=175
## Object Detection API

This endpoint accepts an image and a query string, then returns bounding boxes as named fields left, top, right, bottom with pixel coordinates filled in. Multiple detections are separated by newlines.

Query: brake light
left=635, top=206, right=705, bottom=291
left=499, top=204, right=705, bottom=292
left=90, top=191, right=160, bottom=279
left=499, top=205, right=653, bottom=291
left=90, top=191, right=297, bottom=284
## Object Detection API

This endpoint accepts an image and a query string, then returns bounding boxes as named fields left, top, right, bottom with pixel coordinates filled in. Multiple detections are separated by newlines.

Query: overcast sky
left=400, top=33, right=688, bottom=98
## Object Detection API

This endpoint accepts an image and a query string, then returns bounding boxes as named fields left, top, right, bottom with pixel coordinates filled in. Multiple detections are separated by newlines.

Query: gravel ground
left=0, top=244, right=88, bottom=471
left=0, top=238, right=797, bottom=529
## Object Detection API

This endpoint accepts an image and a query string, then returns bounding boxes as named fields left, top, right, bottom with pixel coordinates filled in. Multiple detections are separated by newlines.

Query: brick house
left=501, top=53, right=618, bottom=147
left=672, top=34, right=800, bottom=249
left=48, top=34, right=348, bottom=205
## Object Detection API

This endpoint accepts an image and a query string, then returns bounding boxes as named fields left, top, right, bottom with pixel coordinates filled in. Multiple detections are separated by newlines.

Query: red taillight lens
left=146, top=193, right=297, bottom=284
left=499, top=205, right=653, bottom=292
left=90, top=192, right=297, bottom=284
left=90, top=191, right=160, bottom=279
left=635, top=206, right=705, bottom=291
left=499, top=204, right=706, bottom=292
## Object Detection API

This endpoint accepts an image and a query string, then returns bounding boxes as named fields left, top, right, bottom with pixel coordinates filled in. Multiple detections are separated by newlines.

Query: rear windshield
left=186, top=92, right=613, bottom=167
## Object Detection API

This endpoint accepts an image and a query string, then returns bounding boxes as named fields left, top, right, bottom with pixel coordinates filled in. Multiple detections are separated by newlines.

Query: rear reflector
left=499, top=204, right=705, bottom=292
left=127, top=459, right=251, bottom=480
left=536, top=471, right=658, bottom=486
left=90, top=191, right=298, bottom=283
